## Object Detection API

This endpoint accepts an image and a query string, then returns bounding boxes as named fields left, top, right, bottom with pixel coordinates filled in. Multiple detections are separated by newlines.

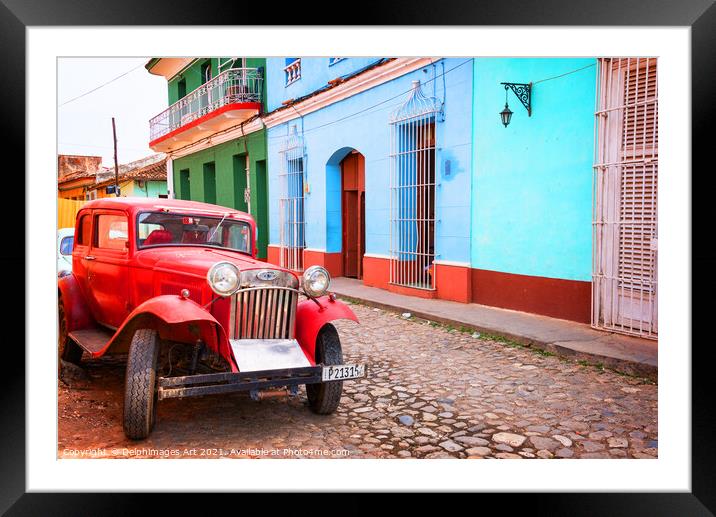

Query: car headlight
left=206, top=261, right=240, bottom=296
left=302, top=265, right=331, bottom=298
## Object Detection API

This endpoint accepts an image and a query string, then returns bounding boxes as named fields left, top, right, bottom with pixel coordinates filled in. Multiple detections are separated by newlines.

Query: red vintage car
left=58, top=197, right=364, bottom=440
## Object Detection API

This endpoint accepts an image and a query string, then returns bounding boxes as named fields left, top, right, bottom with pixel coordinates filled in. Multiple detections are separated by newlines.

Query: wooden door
left=86, top=210, right=131, bottom=328
left=341, top=152, right=365, bottom=279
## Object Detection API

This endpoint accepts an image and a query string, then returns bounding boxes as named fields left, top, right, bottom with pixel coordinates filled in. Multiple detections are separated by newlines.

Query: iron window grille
left=278, top=129, right=306, bottom=272
left=592, top=57, right=658, bottom=339
left=389, top=80, right=443, bottom=291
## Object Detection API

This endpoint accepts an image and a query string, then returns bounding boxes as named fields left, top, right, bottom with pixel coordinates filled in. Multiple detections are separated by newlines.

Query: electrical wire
left=532, top=62, right=596, bottom=85
left=147, top=59, right=593, bottom=158
left=275, top=59, right=590, bottom=137
left=58, top=63, right=145, bottom=107
left=166, top=58, right=473, bottom=155
left=58, top=142, right=151, bottom=152
left=264, top=58, right=473, bottom=140
left=286, top=58, right=472, bottom=136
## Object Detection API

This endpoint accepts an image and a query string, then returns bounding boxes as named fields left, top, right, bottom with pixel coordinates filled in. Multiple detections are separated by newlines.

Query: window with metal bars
left=592, top=57, right=658, bottom=338
left=389, top=81, right=442, bottom=290
left=278, top=130, right=306, bottom=271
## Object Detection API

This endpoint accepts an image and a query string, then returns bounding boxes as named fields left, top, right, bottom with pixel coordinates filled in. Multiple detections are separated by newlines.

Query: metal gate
left=592, top=57, right=658, bottom=338
left=389, top=80, right=442, bottom=290
left=278, top=129, right=305, bottom=272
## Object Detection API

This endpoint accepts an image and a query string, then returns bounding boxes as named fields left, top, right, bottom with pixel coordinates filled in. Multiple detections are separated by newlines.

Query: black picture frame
left=2, top=0, right=714, bottom=513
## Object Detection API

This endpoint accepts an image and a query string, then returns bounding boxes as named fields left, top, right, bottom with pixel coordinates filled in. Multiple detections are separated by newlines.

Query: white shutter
left=593, top=58, right=658, bottom=338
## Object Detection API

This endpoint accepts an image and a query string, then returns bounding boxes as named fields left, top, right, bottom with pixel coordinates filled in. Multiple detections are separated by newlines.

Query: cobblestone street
left=58, top=301, right=658, bottom=459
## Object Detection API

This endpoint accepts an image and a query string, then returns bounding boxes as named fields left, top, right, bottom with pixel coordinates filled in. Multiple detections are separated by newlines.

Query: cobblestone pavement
left=58, top=302, right=657, bottom=459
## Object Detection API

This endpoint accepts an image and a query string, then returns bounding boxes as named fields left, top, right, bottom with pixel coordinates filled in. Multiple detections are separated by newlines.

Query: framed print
left=3, top=0, right=715, bottom=513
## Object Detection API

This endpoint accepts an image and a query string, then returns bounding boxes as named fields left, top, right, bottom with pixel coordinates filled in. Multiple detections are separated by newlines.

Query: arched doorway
left=340, top=151, right=365, bottom=279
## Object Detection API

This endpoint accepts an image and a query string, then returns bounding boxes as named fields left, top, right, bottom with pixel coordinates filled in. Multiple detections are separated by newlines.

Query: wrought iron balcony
left=149, top=68, right=263, bottom=151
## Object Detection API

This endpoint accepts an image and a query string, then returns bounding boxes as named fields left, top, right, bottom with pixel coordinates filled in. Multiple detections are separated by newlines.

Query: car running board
left=68, top=327, right=114, bottom=355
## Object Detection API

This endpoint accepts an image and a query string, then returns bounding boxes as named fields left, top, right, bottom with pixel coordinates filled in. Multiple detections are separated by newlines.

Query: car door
left=72, top=210, right=95, bottom=303
left=86, top=210, right=131, bottom=328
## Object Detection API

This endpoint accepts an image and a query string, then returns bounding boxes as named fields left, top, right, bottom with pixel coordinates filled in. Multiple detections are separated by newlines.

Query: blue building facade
left=261, top=57, right=658, bottom=332
left=264, top=58, right=474, bottom=301
left=470, top=58, right=597, bottom=322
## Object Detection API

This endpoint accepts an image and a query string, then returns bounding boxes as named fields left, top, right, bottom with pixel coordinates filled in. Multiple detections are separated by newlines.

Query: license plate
left=322, top=364, right=366, bottom=382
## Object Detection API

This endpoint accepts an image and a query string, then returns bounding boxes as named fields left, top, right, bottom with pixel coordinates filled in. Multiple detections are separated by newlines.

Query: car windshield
left=137, top=211, right=252, bottom=254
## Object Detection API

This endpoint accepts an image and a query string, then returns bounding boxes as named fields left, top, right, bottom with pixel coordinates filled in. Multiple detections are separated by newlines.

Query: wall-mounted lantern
left=500, top=103, right=513, bottom=127
left=499, top=82, right=532, bottom=127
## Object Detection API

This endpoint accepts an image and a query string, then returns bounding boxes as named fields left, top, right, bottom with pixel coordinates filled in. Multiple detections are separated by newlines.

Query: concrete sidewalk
left=330, top=277, right=657, bottom=380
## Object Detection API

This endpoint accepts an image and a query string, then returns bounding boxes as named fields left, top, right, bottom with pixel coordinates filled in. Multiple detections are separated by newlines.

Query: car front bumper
left=157, top=363, right=366, bottom=400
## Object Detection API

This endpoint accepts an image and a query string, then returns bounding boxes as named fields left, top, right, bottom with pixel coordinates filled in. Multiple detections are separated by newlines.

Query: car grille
left=228, top=269, right=300, bottom=340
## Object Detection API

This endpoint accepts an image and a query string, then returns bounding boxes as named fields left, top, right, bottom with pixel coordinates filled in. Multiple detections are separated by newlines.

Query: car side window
left=60, top=236, right=74, bottom=255
left=77, top=214, right=92, bottom=247
left=95, top=214, right=129, bottom=251
left=227, top=224, right=251, bottom=253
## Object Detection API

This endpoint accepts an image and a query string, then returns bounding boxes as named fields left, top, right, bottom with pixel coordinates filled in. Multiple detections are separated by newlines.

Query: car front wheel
left=123, top=329, right=160, bottom=440
left=306, top=324, right=343, bottom=415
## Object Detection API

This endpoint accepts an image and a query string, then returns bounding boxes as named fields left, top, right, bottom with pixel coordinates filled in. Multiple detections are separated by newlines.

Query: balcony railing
left=149, top=68, right=263, bottom=142
left=284, top=59, right=301, bottom=86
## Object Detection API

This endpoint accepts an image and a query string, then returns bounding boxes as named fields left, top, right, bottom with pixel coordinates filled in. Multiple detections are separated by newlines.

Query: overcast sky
left=58, top=57, right=167, bottom=167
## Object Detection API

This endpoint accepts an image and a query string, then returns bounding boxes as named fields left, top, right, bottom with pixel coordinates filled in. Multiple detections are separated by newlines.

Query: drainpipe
left=240, top=122, right=251, bottom=214
left=245, top=154, right=251, bottom=214
left=166, top=156, right=175, bottom=198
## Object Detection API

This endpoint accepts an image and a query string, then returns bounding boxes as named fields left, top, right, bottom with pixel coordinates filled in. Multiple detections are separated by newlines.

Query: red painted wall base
left=265, top=248, right=591, bottom=323
left=304, top=250, right=343, bottom=278
left=363, top=255, right=390, bottom=289
left=435, top=263, right=472, bottom=303
left=363, top=256, right=437, bottom=298
left=471, top=268, right=591, bottom=324
left=387, top=283, right=437, bottom=299
left=266, top=245, right=281, bottom=267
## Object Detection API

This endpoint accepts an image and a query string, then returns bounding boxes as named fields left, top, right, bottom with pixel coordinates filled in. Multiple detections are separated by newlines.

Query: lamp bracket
left=501, top=82, right=532, bottom=116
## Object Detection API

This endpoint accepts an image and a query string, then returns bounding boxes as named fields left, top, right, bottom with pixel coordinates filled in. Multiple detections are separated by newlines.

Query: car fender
left=58, top=274, right=95, bottom=332
left=295, top=296, right=359, bottom=365
left=98, top=295, right=236, bottom=371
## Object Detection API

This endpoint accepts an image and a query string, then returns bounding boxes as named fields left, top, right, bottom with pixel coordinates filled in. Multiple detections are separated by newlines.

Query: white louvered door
left=593, top=58, right=658, bottom=338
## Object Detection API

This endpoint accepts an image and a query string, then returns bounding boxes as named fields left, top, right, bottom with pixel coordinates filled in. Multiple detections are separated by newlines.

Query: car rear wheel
left=58, top=297, right=83, bottom=365
left=123, top=329, right=160, bottom=440
left=306, top=324, right=343, bottom=415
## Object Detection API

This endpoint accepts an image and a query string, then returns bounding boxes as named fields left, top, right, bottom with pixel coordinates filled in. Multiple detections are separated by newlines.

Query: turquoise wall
left=145, top=180, right=167, bottom=197
left=472, top=58, right=596, bottom=281
left=128, top=180, right=167, bottom=197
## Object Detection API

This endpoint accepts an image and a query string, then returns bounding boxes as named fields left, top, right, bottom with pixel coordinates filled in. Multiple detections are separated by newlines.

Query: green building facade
left=152, top=57, right=270, bottom=259
left=166, top=57, right=267, bottom=106
left=172, top=129, right=269, bottom=259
